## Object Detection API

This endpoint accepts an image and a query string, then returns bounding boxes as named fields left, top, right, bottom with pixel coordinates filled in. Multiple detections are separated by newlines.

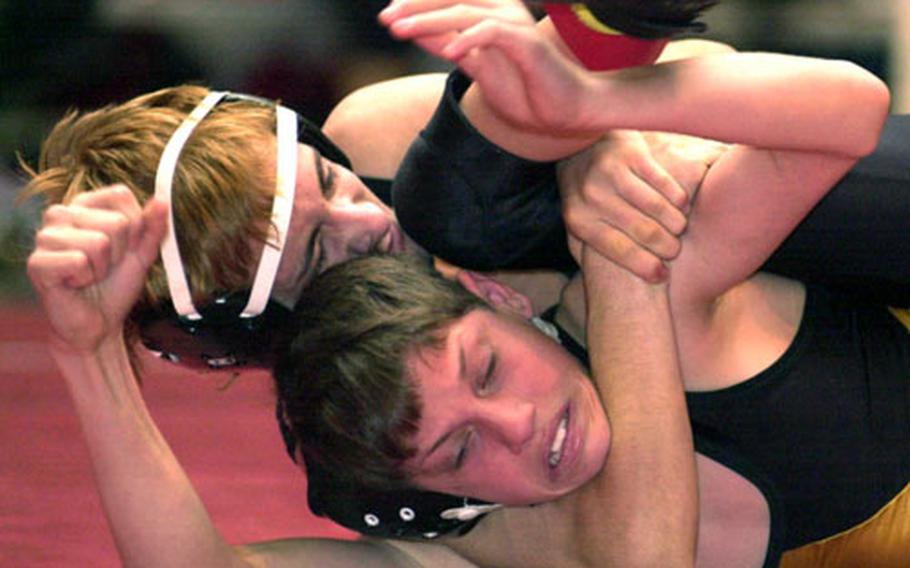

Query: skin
left=404, top=307, right=611, bottom=505
left=355, top=2, right=892, bottom=565
left=24, top=2, right=889, bottom=566
left=28, top=193, right=694, bottom=566
left=270, top=143, right=425, bottom=307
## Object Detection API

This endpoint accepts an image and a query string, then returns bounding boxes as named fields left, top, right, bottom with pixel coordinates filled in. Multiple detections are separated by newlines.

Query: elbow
left=858, top=79, right=890, bottom=157
left=838, top=61, right=891, bottom=158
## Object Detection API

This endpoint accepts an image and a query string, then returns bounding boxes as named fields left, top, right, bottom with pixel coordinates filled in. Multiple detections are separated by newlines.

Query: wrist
left=49, top=331, right=127, bottom=370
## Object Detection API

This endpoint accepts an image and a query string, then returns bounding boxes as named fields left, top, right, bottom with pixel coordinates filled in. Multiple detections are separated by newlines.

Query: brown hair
left=274, top=254, right=487, bottom=491
left=20, top=86, right=280, bottom=363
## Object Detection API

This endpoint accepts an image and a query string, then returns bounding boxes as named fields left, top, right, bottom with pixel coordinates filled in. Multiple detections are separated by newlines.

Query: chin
left=578, top=387, right=612, bottom=485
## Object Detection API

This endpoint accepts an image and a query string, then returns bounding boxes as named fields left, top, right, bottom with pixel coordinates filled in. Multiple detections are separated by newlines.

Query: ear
left=455, top=270, right=534, bottom=319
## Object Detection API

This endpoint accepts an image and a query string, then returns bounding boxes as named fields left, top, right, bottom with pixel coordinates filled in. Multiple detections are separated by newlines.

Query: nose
left=321, top=200, right=390, bottom=263
left=479, top=399, right=535, bottom=455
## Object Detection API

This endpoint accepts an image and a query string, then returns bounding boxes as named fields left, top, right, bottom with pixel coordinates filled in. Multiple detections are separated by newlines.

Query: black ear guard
left=136, top=91, right=350, bottom=371
left=275, top=400, right=497, bottom=539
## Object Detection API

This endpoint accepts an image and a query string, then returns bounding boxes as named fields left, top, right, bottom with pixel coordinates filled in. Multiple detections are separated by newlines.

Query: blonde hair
left=21, top=85, right=282, bottom=363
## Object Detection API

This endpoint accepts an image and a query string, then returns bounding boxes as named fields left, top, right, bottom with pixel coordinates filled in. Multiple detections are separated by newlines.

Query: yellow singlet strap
left=888, top=307, right=910, bottom=333
left=570, top=3, right=622, bottom=35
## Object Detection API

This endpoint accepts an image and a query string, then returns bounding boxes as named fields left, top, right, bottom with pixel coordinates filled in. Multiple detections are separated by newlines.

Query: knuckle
left=614, top=180, right=642, bottom=202
left=664, top=236, right=683, bottom=259
left=654, top=172, right=676, bottom=191
left=562, top=205, right=585, bottom=231
left=110, top=213, right=131, bottom=236
left=603, top=229, right=632, bottom=259
left=91, top=231, right=112, bottom=255
left=640, top=192, right=664, bottom=215
left=42, top=204, right=67, bottom=224
left=637, top=223, right=664, bottom=247
left=641, top=258, right=666, bottom=281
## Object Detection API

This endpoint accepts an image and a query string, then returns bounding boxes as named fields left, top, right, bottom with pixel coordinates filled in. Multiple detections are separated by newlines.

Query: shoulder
left=379, top=538, right=479, bottom=568
left=324, top=73, right=448, bottom=178
left=236, top=535, right=471, bottom=568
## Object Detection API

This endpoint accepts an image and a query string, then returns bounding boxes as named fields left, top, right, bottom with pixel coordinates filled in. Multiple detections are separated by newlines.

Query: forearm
left=53, top=339, right=249, bottom=568
left=576, top=258, right=696, bottom=567
left=575, top=52, right=888, bottom=158
left=762, top=113, right=910, bottom=305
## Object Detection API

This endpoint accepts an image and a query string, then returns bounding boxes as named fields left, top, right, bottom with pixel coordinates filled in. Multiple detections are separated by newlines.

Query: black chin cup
left=136, top=292, right=292, bottom=371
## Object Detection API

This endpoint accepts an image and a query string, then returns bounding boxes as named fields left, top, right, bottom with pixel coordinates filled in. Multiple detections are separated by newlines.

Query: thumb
left=135, top=199, right=169, bottom=269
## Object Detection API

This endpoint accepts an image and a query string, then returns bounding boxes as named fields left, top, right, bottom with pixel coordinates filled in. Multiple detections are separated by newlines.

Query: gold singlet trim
left=779, top=480, right=910, bottom=567
left=570, top=4, right=622, bottom=35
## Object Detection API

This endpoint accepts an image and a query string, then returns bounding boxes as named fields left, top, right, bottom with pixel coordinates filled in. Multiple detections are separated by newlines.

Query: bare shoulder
left=324, top=73, right=448, bottom=178
left=380, top=538, right=480, bottom=568
left=442, top=503, right=595, bottom=568
left=235, top=535, right=469, bottom=568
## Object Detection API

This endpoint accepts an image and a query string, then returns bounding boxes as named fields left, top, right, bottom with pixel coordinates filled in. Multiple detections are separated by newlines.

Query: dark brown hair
left=274, top=254, right=487, bottom=490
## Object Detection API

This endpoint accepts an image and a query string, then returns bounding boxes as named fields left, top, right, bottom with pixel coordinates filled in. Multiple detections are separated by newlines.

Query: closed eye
left=454, top=429, right=474, bottom=470
left=315, top=151, right=337, bottom=198
left=478, top=352, right=497, bottom=393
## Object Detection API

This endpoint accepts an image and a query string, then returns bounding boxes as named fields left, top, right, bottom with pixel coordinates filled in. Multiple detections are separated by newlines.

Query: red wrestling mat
left=0, top=302, right=355, bottom=567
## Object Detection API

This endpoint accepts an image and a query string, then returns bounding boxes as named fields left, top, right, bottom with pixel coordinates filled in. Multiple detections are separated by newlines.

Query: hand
left=380, top=0, right=534, bottom=59
left=559, top=130, right=691, bottom=283
left=380, top=0, right=594, bottom=134
left=27, top=185, right=167, bottom=354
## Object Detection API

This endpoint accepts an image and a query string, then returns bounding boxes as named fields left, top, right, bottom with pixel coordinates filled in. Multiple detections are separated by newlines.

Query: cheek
left=461, top=462, right=536, bottom=504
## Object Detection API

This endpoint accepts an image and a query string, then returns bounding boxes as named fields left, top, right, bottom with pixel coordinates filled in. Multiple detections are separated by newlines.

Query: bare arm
left=26, top=186, right=421, bottom=568
left=383, top=2, right=884, bottom=160
left=575, top=246, right=697, bottom=567
left=446, top=241, right=696, bottom=568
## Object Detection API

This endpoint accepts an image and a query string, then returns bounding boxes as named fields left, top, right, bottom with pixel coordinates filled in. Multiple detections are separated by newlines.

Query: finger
left=34, top=225, right=113, bottom=282
left=52, top=205, right=133, bottom=267
left=632, top=160, right=690, bottom=214
left=27, top=248, right=96, bottom=292
left=75, top=184, right=144, bottom=247
left=616, top=173, right=688, bottom=235
left=565, top=191, right=682, bottom=260
left=566, top=233, right=584, bottom=265
left=386, top=5, right=496, bottom=39
left=381, top=0, right=505, bottom=24
left=442, top=18, right=539, bottom=63
left=573, top=227, right=669, bottom=283
left=135, top=199, right=169, bottom=269
left=70, top=184, right=143, bottom=224
left=413, top=33, right=460, bottom=59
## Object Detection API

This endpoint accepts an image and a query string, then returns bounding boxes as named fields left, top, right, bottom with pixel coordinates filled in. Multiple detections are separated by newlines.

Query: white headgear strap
left=154, top=91, right=298, bottom=320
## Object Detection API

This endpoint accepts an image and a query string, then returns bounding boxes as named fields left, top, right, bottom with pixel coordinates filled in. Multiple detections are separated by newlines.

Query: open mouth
left=375, top=225, right=401, bottom=255
left=548, top=406, right=570, bottom=469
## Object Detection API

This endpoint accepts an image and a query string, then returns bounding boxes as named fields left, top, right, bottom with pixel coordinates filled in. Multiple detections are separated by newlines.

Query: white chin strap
left=154, top=91, right=298, bottom=320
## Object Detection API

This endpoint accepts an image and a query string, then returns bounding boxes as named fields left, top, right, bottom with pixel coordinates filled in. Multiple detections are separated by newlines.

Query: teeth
left=549, top=414, right=568, bottom=468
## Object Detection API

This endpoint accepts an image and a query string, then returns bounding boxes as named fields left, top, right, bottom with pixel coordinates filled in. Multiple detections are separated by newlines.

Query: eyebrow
left=421, top=340, right=468, bottom=469
left=315, top=149, right=336, bottom=197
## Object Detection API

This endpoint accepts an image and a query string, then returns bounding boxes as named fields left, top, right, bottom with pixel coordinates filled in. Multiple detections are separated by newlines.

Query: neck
left=554, top=276, right=588, bottom=348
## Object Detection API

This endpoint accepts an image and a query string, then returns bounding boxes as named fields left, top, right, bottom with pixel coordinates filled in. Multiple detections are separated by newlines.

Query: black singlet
left=542, top=286, right=910, bottom=567
left=393, top=71, right=910, bottom=305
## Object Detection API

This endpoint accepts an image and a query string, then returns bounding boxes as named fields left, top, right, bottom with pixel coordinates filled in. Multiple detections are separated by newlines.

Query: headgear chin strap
left=139, top=90, right=349, bottom=370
